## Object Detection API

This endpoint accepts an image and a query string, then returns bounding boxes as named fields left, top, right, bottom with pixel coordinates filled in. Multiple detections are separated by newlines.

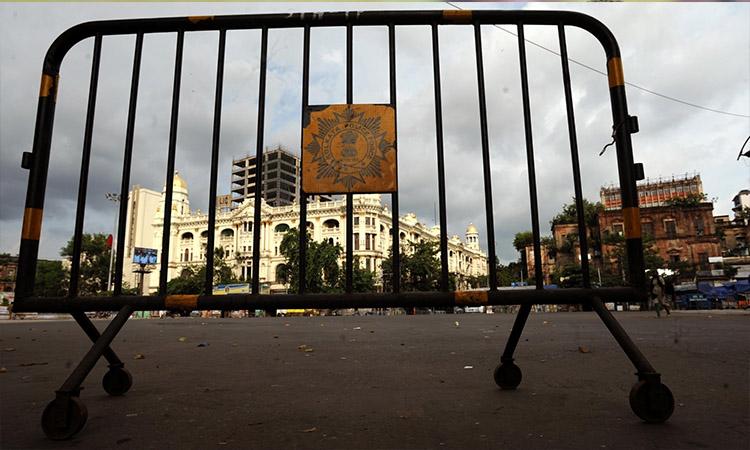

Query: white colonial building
left=123, top=172, right=488, bottom=293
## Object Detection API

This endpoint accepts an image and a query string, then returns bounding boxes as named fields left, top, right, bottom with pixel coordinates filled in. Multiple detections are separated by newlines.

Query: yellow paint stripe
left=188, top=15, right=213, bottom=24
left=39, top=74, right=57, bottom=99
left=623, top=207, right=642, bottom=239
left=443, top=10, right=473, bottom=23
left=454, top=291, right=488, bottom=306
left=165, top=294, right=198, bottom=310
left=21, top=208, right=43, bottom=241
left=608, top=57, right=624, bottom=88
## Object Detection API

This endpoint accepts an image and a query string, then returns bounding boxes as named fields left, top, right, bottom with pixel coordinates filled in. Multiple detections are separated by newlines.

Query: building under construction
left=600, top=173, right=704, bottom=210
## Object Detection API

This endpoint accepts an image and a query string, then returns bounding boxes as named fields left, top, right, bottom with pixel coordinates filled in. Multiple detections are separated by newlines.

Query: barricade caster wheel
left=494, top=363, right=522, bottom=390
left=103, top=367, right=133, bottom=396
left=41, top=396, right=88, bottom=440
left=629, top=380, right=674, bottom=423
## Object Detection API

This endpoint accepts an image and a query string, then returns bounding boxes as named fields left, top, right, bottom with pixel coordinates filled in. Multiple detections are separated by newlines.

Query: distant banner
left=133, top=247, right=158, bottom=265
left=302, top=104, right=396, bottom=194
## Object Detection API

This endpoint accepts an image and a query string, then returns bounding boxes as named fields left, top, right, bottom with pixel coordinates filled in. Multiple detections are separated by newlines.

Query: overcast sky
left=1, top=2, right=748, bottom=264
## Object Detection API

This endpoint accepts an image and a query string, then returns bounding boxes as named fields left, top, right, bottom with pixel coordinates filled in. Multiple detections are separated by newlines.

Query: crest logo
left=303, top=104, right=397, bottom=194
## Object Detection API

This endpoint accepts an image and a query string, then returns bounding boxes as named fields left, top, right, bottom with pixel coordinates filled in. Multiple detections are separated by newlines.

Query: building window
left=365, top=234, right=371, bottom=250
left=613, top=223, right=624, bottom=236
left=642, top=222, right=654, bottom=238
left=354, top=217, right=359, bottom=226
left=275, top=223, right=290, bottom=233
left=665, top=220, right=677, bottom=239
left=275, top=264, right=286, bottom=282
left=354, top=233, right=359, bottom=251
left=694, top=218, right=704, bottom=236
left=669, top=254, right=680, bottom=264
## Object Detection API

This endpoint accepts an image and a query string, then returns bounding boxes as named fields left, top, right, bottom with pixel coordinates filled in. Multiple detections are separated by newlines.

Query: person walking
left=649, top=272, right=671, bottom=317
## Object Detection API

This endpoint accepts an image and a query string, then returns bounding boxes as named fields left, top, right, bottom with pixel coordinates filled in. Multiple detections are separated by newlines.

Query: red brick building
left=542, top=174, right=722, bottom=283
left=598, top=202, right=721, bottom=270
left=523, top=244, right=556, bottom=285
left=0, top=255, right=18, bottom=303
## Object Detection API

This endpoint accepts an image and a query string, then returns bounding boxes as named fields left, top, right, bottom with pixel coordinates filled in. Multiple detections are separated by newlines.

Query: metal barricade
left=15, top=10, right=674, bottom=440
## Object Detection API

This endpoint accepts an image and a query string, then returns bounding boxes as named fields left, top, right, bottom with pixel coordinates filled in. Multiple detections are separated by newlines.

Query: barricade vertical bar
left=16, top=70, right=61, bottom=299
left=473, top=23, right=498, bottom=291
left=159, top=31, right=184, bottom=296
left=298, top=26, right=310, bottom=295
left=389, top=23, right=400, bottom=294
left=205, top=30, right=227, bottom=295
left=69, top=35, right=102, bottom=298
left=345, top=23, right=354, bottom=294
left=114, top=33, right=144, bottom=296
left=498, top=22, right=541, bottom=371
left=606, top=52, right=645, bottom=290
left=517, top=23, right=543, bottom=290
left=252, top=28, right=268, bottom=295
left=431, top=24, right=449, bottom=291
left=558, top=25, right=590, bottom=288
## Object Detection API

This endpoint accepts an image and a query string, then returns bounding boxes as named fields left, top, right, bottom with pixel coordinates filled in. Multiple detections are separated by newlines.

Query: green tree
left=602, top=233, right=665, bottom=282
left=551, top=198, right=603, bottom=227
left=381, top=241, right=442, bottom=292
left=348, top=257, right=377, bottom=293
left=279, top=227, right=343, bottom=293
left=0, top=253, right=15, bottom=265
left=465, top=274, right=488, bottom=289
left=61, top=233, right=111, bottom=296
left=540, top=236, right=557, bottom=258
left=34, top=259, right=68, bottom=297
left=166, top=265, right=204, bottom=295
left=165, top=246, right=239, bottom=295
left=496, top=261, right=525, bottom=287
left=513, top=231, right=533, bottom=280
left=549, top=198, right=604, bottom=256
left=513, top=231, right=533, bottom=252
left=664, top=193, right=707, bottom=207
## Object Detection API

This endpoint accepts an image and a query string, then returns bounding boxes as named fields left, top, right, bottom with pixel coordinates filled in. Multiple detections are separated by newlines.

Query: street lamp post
left=105, top=192, right=121, bottom=292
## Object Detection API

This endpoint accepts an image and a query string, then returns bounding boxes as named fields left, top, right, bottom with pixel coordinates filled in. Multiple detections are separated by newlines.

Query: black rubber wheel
left=494, top=363, right=522, bottom=390
left=102, top=367, right=133, bottom=396
left=41, top=396, right=88, bottom=440
left=629, top=380, right=675, bottom=423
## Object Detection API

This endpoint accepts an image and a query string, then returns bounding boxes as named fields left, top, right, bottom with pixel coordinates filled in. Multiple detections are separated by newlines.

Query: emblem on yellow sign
left=303, top=104, right=396, bottom=194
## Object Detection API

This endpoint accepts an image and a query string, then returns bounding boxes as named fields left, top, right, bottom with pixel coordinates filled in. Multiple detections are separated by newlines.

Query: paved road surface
left=1, top=311, right=748, bottom=449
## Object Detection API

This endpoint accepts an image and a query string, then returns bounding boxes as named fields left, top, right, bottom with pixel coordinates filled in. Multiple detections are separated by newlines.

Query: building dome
left=163, top=171, right=189, bottom=193
left=173, top=171, right=188, bottom=190
left=466, top=223, right=478, bottom=234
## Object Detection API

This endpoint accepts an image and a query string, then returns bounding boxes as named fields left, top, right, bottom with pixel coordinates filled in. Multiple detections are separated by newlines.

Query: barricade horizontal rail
left=13, top=287, right=645, bottom=313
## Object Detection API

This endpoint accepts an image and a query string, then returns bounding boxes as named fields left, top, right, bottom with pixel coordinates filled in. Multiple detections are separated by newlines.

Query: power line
left=444, top=2, right=750, bottom=119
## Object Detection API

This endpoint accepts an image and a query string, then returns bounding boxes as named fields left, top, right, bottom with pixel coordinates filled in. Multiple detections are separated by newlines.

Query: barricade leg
left=71, top=312, right=133, bottom=396
left=590, top=297, right=674, bottom=423
left=41, top=306, right=133, bottom=440
left=493, top=304, right=532, bottom=390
